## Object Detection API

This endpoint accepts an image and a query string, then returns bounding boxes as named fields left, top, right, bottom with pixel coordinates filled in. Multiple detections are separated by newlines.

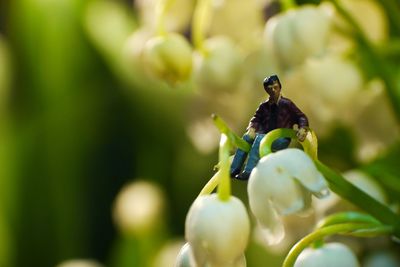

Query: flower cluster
left=81, top=0, right=400, bottom=266
left=175, top=116, right=400, bottom=267
left=117, top=0, right=400, bottom=162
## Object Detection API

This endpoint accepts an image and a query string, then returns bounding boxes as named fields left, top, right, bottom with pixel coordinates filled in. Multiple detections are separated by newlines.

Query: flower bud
left=208, top=0, right=264, bottom=49
left=302, top=55, right=363, bottom=107
left=143, top=33, right=193, bottom=83
left=294, top=242, right=360, bottom=267
left=194, top=37, right=243, bottom=92
left=113, top=180, right=165, bottom=236
left=265, top=5, right=331, bottom=68
left=185, top=194, right=250, bottom=266
left=248, top=148, right=328, bottom=244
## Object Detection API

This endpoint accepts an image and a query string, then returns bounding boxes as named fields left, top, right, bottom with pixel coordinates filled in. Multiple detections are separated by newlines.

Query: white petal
left=294, top=243, right=360, bottom=267
left=185, top=194, right=250, bottom=266
left=292, top=5, right=331, bottom=56
left=272, top=149, right=328, bottom=195
left=249, top=157, right=306, bottom=215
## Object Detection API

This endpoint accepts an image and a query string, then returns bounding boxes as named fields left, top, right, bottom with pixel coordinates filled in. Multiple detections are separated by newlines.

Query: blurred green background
left=1, top=0, right=400, bottom=266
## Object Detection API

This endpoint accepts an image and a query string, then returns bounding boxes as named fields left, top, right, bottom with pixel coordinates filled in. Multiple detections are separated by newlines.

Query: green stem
left=280, top=0, right=297, bottom=11
left=212, top=114, right=250, bottom=152
left=259, top=128, right=318, bottom=160
left=283, top=223, right=392, bottom=267
left=259, top=128, right=296, bottom=158
left=315, top=160, right=400, bottom=238
left=192, top=0, right=211, bottom=52
left=317, top=211, right=380, bottom=228
left=217, top=134, right=231, bottom=201
left=198, top=170, right=221, bottom=197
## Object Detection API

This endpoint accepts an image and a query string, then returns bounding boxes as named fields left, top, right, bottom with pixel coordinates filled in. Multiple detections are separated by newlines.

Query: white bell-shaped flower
left=193, top=37, right=243, bottom=92
left=294, top=242, right=360, bottom=267
left=248, top=148, right=328, bottom=244
left=142, top=33, right=193, bottom=83
left=113, top=180, right=165, bottom=236
left=185, top=194, right=250, bottom=266
left=264, top=5, right=331, bottom=68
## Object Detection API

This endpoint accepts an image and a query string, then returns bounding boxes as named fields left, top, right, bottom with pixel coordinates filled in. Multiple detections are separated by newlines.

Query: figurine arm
left=247, top=102, right=266, bottom=135
left=246, top=127, right=256, bottom=139
left=289, top=101, right=309, bottom=142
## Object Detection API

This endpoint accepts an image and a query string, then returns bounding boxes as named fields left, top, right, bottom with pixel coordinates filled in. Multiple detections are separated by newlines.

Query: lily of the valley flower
left=248, top=148, right=328, bottom=244
left=142, top=33, right=193, bottom=83
left=294, top=242, right=360, bottom=267
left=264, top=5, right=331, bottom=68
left=185, top=193, right=250, bottom=267
left=113, top=180, right=165, bottom=236
left=282, top=54, right=364, bottom=136
left=194, top=37, right=243, bottom=92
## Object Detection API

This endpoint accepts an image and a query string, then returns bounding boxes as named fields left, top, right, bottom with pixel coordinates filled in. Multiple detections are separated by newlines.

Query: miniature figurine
left=231, top=75, right=309, bottom=180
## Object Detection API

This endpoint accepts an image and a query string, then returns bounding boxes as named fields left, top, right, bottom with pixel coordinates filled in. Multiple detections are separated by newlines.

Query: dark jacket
left=248, top=96, right=308, bottom=133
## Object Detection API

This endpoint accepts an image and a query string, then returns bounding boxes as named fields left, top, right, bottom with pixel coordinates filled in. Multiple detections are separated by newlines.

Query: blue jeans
left=230, top=133, right=290, bottom=177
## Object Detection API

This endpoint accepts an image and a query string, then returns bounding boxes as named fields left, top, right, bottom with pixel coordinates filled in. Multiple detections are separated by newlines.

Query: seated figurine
left=231, top=75, right=309, bottom=180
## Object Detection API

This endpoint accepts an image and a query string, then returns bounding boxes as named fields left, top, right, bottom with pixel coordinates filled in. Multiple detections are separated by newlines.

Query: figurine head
left=263, top=75, right=281, bottom=103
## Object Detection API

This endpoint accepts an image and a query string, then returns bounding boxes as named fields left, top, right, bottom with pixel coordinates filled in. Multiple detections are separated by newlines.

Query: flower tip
left=314, top=188, right=330, bottom=199
left=258, top=223, right=286, bottom=245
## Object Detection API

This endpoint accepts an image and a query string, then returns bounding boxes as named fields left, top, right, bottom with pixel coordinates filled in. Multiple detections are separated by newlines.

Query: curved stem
left=259, top=128, right=318, bottom=160
left=217, top=134, right=231, bottom=201
left=283, top=223, right=392, bottom=267
left=192, top=0, right=212, bottom=52
left=317, top=211, right=380, bottom=228
left=198, top=170, right=221, bottom=197
left=259, top=128, right=296, bottom=157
